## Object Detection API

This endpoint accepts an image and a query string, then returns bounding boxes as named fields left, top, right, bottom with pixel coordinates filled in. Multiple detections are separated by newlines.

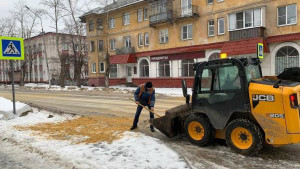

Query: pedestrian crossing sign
left=0, top=36, right=24, bottom=60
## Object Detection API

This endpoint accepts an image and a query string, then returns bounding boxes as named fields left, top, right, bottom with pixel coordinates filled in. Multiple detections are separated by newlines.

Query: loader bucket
left=153, top=104, right=191, bottom=138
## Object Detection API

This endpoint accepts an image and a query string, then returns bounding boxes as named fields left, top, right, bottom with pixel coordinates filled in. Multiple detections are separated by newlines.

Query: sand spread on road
left=16, top=116, right=133, bottom=144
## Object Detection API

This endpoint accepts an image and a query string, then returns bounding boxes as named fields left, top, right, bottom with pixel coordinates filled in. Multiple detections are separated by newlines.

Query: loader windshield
left=245, top=64, right=261, bottom=83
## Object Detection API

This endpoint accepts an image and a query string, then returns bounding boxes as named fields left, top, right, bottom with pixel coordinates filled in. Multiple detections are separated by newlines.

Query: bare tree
left=0, top=17, right=17, bottom=37
left=61, top=0, right=87, bottom=87
left=11, top=0, right=41, bottom=86
left=92, top=0, right=115, bottom=89
left=41, top=0, right=67, bottom=87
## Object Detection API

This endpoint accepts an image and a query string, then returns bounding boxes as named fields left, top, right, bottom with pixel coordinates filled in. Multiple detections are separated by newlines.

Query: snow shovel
left=128, top=98, right=161, bottom=118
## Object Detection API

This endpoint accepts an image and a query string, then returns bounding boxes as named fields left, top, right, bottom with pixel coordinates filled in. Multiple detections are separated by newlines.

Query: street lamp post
left=25, top=5, right=51, bottom=88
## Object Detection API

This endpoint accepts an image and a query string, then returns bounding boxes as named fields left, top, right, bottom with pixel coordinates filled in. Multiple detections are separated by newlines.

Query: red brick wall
left=132, top=78, right=194, bottom=88
left=88, top=77, right=126, bottom=87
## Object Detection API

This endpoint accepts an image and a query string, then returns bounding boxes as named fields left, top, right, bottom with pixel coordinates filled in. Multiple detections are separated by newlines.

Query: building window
left=207, top=0, right=213, bottom=4
left=124, top=36, right=131, bottom=48
left=38, top=43, right=42, bottom=52
left=275, top=46, right=299, bottom=75
left=91, top=62, right=96, bottom=73
left=99, top=62, right=105, bottom=73
left=138, top=9, right=143, bottom=22
left=110, top=39, right=116, bottom=51
left=90, top=41, right=95, bottom=52
left=98, top=40, right=104, bottom=52
left=144, top=8, right=148, bottom=20
left=208, top=52, right=220, bottom=60
left=134, top=66, right=137, bottom=74
left=278, top=4, right=297, bottom=26
left=144, top=32, right=149, bottom=46
left=97, top=19, right=103, bottom=30
left=218, top=18, right=225, bottom=35
left=62, top=43, right=69, bottom=51
left=138, top=34, right=143, bottom=46
left=158, top=61, right=170, bottom=77
left=181, top=59, right=194, bottom=77
left=140, top=59, right=149, bottom=77
left=217, top=0, right=224, bottom=2
left=89, top=20, right=94, bottom=31
left=159, top=29, right=169, bottom=44
left=123, top=13, right=130, bottom=25
left=229, top=8, right=262, bottom=31
left=182, top=24, right=193, bottom=40
left=110, top=64, right=118, bottom=78
left=109, top=18, right=115, bottom=29
left=208, top=20, right=214, bottom=36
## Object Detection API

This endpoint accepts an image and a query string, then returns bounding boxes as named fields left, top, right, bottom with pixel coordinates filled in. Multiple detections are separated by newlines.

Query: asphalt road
left=2, top=88, right=300, bottom=168
left=0, top=88, right=185, bottom=118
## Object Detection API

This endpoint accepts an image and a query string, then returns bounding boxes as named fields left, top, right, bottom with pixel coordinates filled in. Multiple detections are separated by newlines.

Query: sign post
left=0, top=36, right=24, bottom=115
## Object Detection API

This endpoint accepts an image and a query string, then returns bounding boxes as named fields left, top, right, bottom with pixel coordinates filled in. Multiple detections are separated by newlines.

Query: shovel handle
left=129, top=98, right=161, bottom=118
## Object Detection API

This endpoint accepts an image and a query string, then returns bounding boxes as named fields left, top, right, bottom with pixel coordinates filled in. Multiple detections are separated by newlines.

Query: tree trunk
left=59, top=56, right=66, bottom=87
left=105, top=55, right=110, bottom=89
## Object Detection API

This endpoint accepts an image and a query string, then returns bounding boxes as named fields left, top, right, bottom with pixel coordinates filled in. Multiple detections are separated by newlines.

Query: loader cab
left=191, top=58, right=262, bottom=129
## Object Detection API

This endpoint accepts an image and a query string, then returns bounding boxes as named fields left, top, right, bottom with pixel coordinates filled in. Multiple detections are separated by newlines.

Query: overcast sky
left=0, top=0, right=98, bottom=35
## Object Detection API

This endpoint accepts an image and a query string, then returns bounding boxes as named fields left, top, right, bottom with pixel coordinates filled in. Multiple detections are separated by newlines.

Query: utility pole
left=25, top=6, right=52, bottom=88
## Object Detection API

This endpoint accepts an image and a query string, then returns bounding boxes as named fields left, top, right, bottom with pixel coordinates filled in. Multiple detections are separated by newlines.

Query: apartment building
left=80, top=0, right=300, bottom=87
left=0, top=32, right=89, bottom=84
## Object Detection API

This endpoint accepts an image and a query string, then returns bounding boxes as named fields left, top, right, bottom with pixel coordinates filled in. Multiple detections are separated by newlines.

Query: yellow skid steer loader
left=153, top=57, right=300, bottom=155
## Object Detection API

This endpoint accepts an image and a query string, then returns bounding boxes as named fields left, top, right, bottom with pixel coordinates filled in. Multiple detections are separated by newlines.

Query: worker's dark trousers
left=133, top=105, right=154, bottom=126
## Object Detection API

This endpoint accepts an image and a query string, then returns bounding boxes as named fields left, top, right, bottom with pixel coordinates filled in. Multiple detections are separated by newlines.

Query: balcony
left=229, top=27, right=265, bottom=41
left=174, top=5, right=199, bottom=21
left=149, top=11, right=174, bottom=27
left=116, top=47, right=135, bottom=55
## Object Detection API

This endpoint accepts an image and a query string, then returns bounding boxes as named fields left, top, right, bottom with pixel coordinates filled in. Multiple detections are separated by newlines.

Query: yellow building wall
left=85, top=0, right=300, bottom=77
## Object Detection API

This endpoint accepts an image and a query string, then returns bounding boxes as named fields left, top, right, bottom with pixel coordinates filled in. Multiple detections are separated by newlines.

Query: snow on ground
left=22, top=83, right=191, bottom=97
left=0, top=97, right=31, bottom=120
left=0, top=107, right=188, bottom=168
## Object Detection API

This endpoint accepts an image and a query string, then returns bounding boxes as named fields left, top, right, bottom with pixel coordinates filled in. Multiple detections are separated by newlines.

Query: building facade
left=0, top=32, right=89, bottom=84
left=81, top=0, right=300, bottom=87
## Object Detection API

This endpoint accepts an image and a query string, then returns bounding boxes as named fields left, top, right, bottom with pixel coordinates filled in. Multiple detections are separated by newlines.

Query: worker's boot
left=130, top=125, right=137, bottom=130
left=150, top=125, right=155, bottom=132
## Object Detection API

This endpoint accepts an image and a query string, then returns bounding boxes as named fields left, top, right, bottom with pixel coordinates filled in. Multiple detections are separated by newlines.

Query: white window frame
left=144, top=32, right=149, bottom=46
left=159, top=29, right=169, bottom=44
left=277, top=4, right=297, bottom=26
left=91, top=62, right=96, bottom=73
left=99, top=62, right=105, bottom=73
left=138, top=34, right=144, bottom=47
left=110, top=39, right=116, bottom=51
left=124, top=36, right=131, bottom=48
left=90, top=41, right=95, bottom=52
left=181, top=24, right=193, bottom=40
left=218, top=18, right=225, bottom=35
left=207, top=0, right=213, bottom=5
left=123, top=13, right=130, bottom=25
left=228, top=8, right=263, bottom=31
left=217, top=0, right=224, bottom=2
left=138, top=9, right=143, bottom=22
left=208, top=20, right=215, bottom=36
left=109, top=18, right=115, bottom=29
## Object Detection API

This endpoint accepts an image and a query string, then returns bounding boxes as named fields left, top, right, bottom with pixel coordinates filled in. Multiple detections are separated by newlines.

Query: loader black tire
left=184, top=114, right=215, bottom=146
left=225, top=119, right=264, bottom=156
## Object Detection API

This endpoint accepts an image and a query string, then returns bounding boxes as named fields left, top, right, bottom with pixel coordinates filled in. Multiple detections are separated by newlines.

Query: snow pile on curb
left=0, top=109, right=188, bottom=169
left=23, top=83, right=191, bottom=97
left=0, top=97, right=32, bottom=120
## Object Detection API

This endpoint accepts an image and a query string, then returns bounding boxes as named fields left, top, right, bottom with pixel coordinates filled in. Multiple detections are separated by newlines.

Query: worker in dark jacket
left=130, top=82, right=155, bottom=132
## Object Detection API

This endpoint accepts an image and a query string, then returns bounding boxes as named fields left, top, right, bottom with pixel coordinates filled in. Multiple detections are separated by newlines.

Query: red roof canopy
left=110, top=54, right=137, bottom=64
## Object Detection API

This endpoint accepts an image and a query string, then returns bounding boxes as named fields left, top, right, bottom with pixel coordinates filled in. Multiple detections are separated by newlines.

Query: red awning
left=110, top=54, right=137, bottom=64
left=267, top=33, right=300, bottom=43
left=221, top=38, right=270, bottom=56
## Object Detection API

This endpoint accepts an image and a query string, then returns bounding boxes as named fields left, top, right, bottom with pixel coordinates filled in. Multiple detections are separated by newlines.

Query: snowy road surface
left=2, top=88, right=300, bottom=168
